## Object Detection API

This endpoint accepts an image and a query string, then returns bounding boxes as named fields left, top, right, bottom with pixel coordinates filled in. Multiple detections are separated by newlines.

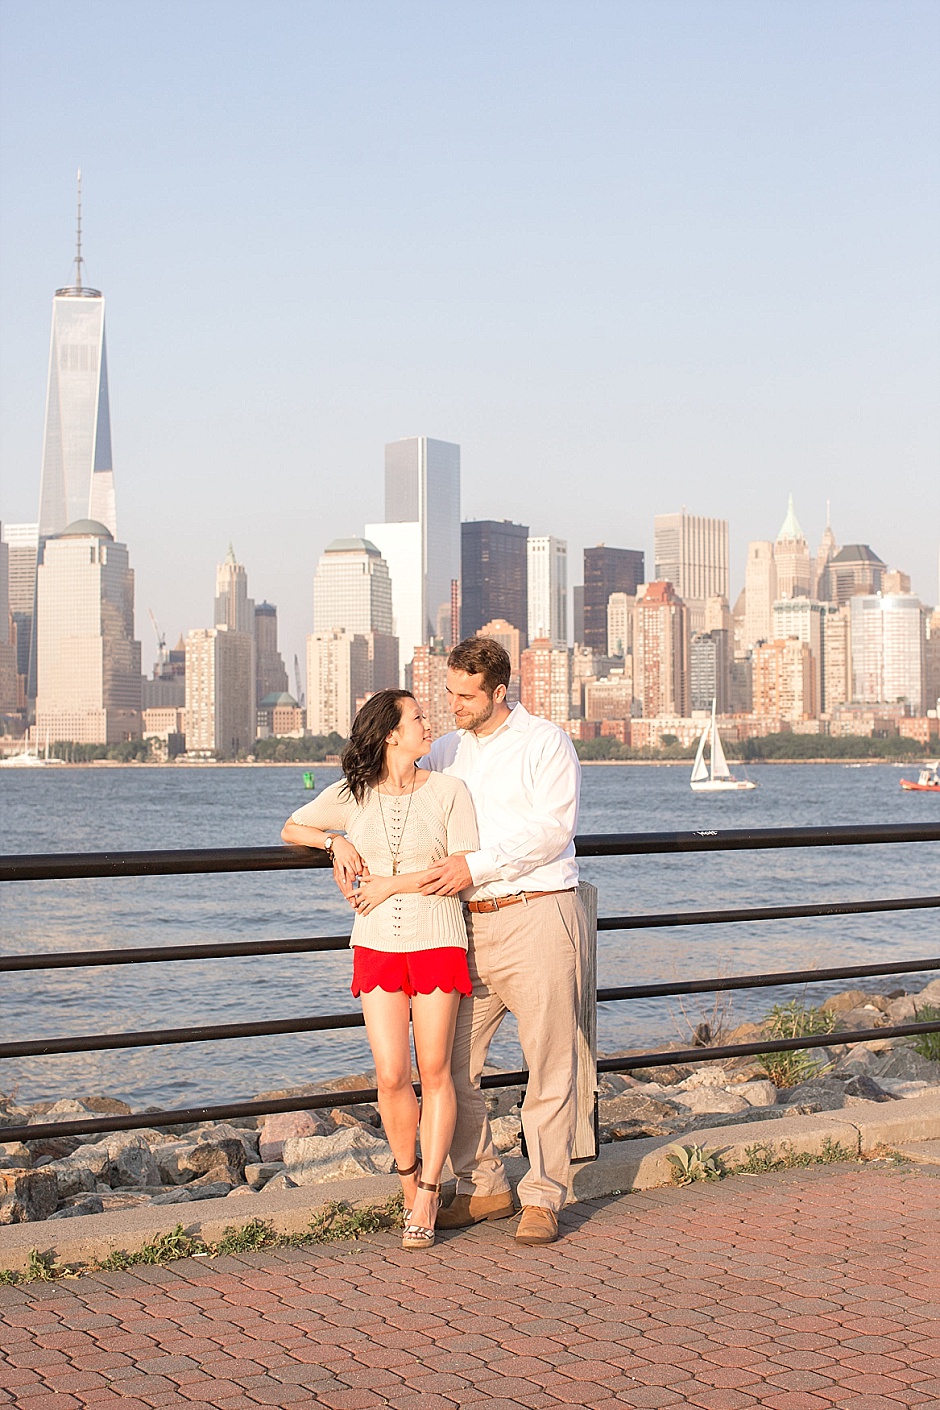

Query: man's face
left=446, top=668, right=498, bottom=733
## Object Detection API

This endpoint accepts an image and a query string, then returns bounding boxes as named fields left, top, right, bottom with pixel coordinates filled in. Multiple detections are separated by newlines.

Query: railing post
left=573, top=881, right=598, bottom=1162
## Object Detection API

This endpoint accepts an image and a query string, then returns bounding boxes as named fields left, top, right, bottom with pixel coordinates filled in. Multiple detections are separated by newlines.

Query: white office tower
left=850, top=595, right=927, bottom=716
left=654, top=511, right=729, bottom=632
left=365, top=437, right=460, bottom=682
left=313, top=539, right=394, bottom=635
left=744, top=541, right=778, bottom=648
left=308, top=538, right=399, bottom=735
left=36, top=177, right=116, bottom=541
left=606, top=592, right=635, bottom=658
left=527, top=536, right=567, bottom=648
left=0, top=527, right=17, bottom=712
left=34, top=520, right=141, bottom=744
left=184, top=627, right=255, bottom=759
left=215, top=546, right=255, bottom=633
left=773, top=597, right=824, bottom=716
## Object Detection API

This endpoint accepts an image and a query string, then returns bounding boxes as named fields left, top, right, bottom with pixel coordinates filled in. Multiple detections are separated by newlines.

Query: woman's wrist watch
left=323, top=835, right=336, bottom=857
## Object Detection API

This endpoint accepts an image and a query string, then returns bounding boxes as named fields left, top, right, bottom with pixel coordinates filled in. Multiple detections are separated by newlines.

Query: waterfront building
left=527, top=536, right=567, bottom=648
left=821, top=604, right=852, bottom=713
left=461, top=520, right=528, bottom=641
left=829, top=545, right=886, bottom=605
left=752, top=638, right=816, bottom=722
left=215, top=545, right=255, bottom=633
left=729, top=655, right=753, bottom=714
left=654, top=511, right=729, bottom=632
left=142, top=637, right=186, bottom=710
left=477, top=618, right=522, bottom=702
left=34, top=519, right=141, bottom=744
left=569, top=646, right=616, bottom=719
left=2, top=522, right=38, bottom=705
left=313, top=538, right=394, bottom=636
left=408, top=643, right=451, bottom=740
left=606, top=592, right=635, bottom=659
left=142, top=706, right=186, bottom=760
left=774, top=495, right=813, bottom=600
left=572, top=585, right=585, bottom=646
left=256, top=692, right=304, bottom=739
left=254, top=602, right=289, bottom=705
left=926, top=608, right=940, bottom=715
left=633, top=581, right=690, bottom=719
left=0, top=529, right=17, bottom=715
left=743, top=541, right=777, bottom=647
left=583, top=545, right=644, bottom=651
left=584, top=668, right=634, bottom=722
left=520, top=639, right=570, bottom=725
left=850, top=594, right=926, bottom=715
left=366, top=436, right=461, bottom=680
left=306, top=630, right=372, bottom=738
left=184, top=626, right=254, bottom=758
left=772, top=597, right=824, bottom=713
left=689, top=630, right=730, bottom=714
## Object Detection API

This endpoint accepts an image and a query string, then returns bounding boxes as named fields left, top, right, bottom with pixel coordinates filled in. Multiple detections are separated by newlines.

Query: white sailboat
left=690, top=701, right=756, bottom=792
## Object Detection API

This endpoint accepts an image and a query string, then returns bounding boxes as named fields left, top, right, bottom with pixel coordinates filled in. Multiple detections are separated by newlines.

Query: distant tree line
left=572, top=733, right=932, bottom=763
left=252, top=734, right=347, bottom=762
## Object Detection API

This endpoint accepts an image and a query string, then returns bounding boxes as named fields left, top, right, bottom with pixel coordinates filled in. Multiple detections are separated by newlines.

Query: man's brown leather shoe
left=436, top=1191, right=516, bottom=1229
left=515, top=1206, right=558, bottom=1245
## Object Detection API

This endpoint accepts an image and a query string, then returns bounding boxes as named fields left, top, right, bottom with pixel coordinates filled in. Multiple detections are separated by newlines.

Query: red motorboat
left=900, top=762, right=940, bottom=792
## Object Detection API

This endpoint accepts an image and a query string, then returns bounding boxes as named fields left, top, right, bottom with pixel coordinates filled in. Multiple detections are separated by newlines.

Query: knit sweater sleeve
left=290, top=780, right=355, bottom=833
left=441, top=776, right=479, bottom=855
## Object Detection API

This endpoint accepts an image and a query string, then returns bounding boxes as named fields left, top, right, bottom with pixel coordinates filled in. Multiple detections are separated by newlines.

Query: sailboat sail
left=710, top=724, right=731, bottom=780
left=690, top=726, right=710, bottom=783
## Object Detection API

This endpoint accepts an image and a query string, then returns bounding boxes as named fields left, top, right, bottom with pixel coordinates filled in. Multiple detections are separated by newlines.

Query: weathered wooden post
left=572, top=881, right=598, bottom=1162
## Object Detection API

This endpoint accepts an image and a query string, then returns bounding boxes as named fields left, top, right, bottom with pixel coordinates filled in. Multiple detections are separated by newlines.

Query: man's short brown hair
left=448, top=637, right=511, bottom=696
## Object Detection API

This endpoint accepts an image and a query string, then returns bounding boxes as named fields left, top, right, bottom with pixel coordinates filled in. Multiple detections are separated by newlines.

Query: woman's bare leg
left=360, top=988, right=420, bottom=1211
left=409, top=988, right=462, bottom=1231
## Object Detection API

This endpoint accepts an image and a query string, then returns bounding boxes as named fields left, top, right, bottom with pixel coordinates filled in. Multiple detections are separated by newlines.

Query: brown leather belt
left=466, top=888, right=575, bottom=914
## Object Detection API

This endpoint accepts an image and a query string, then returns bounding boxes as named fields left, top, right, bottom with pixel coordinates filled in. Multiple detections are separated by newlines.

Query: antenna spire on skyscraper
left=75, top=169, right=84, bottom=290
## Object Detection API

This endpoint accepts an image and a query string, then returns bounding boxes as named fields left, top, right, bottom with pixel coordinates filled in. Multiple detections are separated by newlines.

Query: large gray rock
left=732, top=1080, right=779, bottom=1107
left=489, top=1115, right=522, bottom=1153
left=258, top=1112, right=331, bottom=1162
left=47, top=1159, right=98, bottom=1201
left=48, top=1193, right=104, bottom=1219
left=0, top=1168, right=58, bottom=1223
left=85, top=1133, right=161, bottom=1188
left=192, top=1123, right=259, bottom=1162
left=781, top=1078, right=847, bottom=1111
left=151, top=1179, right=233, bottom=1205
left=282, top=1127, right=395, bottom=1185
left=0, top=1142, right=31, bottom=1170
left=150, top=1140, right=195, bottom=1184
left=244, top=1161, right=287, bottom=1190
left=59, top=1141, right=111, bottom=1184
left=665, top=1087, right=751, bottom=1116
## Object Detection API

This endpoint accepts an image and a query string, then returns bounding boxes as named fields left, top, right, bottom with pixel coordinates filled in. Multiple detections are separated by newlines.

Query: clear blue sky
left=1, top=0, right=938, bottom=672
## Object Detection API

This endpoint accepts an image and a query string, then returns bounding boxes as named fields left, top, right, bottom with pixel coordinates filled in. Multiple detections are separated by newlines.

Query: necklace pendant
left=392, top=859, right=399, bottom=875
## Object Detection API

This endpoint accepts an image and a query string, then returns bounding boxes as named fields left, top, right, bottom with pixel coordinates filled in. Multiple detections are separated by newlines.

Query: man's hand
left=419, top=854, right=473, bottom=896
left=331, top=837, right=365, bottom=900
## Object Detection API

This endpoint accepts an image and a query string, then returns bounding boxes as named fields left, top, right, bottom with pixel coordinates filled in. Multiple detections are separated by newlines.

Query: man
left=418, top=636, right=586, bottom=1246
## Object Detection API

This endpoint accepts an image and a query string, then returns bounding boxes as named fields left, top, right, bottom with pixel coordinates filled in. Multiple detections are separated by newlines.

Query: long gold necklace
left=376, top=770, right=417, bottom=875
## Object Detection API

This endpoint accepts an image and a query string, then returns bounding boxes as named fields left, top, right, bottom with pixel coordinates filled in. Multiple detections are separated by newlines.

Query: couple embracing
left=281, top=637, right=587, bottom=1251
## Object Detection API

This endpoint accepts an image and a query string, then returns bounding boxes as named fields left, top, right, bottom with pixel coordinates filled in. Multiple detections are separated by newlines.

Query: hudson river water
left=2, top=763, right=937, bottom=1109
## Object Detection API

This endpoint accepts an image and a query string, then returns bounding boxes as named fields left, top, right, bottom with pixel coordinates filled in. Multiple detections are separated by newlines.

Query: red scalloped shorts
left=351, top=946, right=472, bottom=998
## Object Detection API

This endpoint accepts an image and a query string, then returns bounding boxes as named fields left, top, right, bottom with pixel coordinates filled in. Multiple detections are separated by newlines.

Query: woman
left=281, top=689, right=477, bottom=1250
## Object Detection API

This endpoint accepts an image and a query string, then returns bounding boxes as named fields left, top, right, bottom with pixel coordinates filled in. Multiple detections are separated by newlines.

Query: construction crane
left=148, top=609, right=168, bottom=672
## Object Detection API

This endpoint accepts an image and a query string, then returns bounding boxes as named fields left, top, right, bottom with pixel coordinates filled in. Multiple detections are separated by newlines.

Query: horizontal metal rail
left=6, top=1018, right=940, bottom=1147
left=2, top=821, right=938, bottom=882
left=5, top=895, right=938, bottom=972
left=5, top=955, right=939, bottom=1060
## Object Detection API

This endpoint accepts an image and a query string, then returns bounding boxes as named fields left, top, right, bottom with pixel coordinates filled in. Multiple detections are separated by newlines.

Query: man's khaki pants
left=449, top=889, right=587, bottom=1212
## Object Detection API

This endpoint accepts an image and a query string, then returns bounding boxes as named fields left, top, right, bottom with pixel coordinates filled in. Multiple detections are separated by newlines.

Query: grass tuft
left=911, top=1004, right=940, bottom=1063
left=756, top=1000, right=836, bottom=1088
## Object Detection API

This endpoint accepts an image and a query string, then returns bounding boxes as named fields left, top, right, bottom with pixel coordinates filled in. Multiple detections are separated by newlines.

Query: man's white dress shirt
left=424, top=702, right=581, bottom=900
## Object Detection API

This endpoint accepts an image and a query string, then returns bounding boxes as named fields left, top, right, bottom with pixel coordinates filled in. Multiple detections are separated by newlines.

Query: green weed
left=304, top=1195, right=403, bottom=1244
left=911, top=1004, right=940, bottom=1063
left=733, top=1135, right=856, bottom=1175
left=214, top=1218, right=277, bottom=1256
left=666, top=1144, right=725, bottom=1186
left=756, top=1000, right=836, bottom=1088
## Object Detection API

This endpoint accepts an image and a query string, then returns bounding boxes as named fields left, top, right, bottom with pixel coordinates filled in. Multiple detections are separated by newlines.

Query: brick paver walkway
left=1, top=1162, right=938, bottom=1409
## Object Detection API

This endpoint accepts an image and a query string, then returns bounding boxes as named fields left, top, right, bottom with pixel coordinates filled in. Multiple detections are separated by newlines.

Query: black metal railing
left=2, top=822, right=939, bottom=1147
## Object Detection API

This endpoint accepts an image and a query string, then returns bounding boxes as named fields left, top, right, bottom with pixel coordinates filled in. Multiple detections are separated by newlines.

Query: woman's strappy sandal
left=402, top=1180, right=441, bottom=1251
left=394, top=1155, right=421, bottom=1223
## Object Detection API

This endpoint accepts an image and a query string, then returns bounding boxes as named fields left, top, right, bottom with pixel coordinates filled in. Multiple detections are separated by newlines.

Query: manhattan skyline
left=1, top=1, right=937, bottom=675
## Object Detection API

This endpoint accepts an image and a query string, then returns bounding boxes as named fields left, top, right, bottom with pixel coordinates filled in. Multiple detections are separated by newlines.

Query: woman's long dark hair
left=340, top=689, right=414, bottom=803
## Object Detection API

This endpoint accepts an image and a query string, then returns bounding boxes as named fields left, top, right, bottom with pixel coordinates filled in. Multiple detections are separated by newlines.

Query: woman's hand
left=351, top=873, right=397, bottom=915
left=331, top=836, right=365, bottom=899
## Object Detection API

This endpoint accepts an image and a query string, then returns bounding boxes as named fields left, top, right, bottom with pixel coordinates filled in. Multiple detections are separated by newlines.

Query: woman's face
left=389, top=698, right=432, bottom=758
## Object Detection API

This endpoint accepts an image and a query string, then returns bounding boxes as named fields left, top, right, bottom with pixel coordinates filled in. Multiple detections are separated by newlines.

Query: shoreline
left=0, top=756, right=925, bottom=769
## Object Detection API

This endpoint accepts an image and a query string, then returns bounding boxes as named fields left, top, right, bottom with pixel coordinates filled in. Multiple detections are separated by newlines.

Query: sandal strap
left=416, top=1179, right=442, bottom=1193
left=402, top=1223, right=435, bottom=1240
left=394, top=1157, right=421, bottom=1177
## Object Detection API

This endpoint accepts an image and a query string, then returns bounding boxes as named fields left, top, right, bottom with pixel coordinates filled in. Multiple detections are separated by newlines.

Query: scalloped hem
left=351, top=946, right=472, bottom=999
